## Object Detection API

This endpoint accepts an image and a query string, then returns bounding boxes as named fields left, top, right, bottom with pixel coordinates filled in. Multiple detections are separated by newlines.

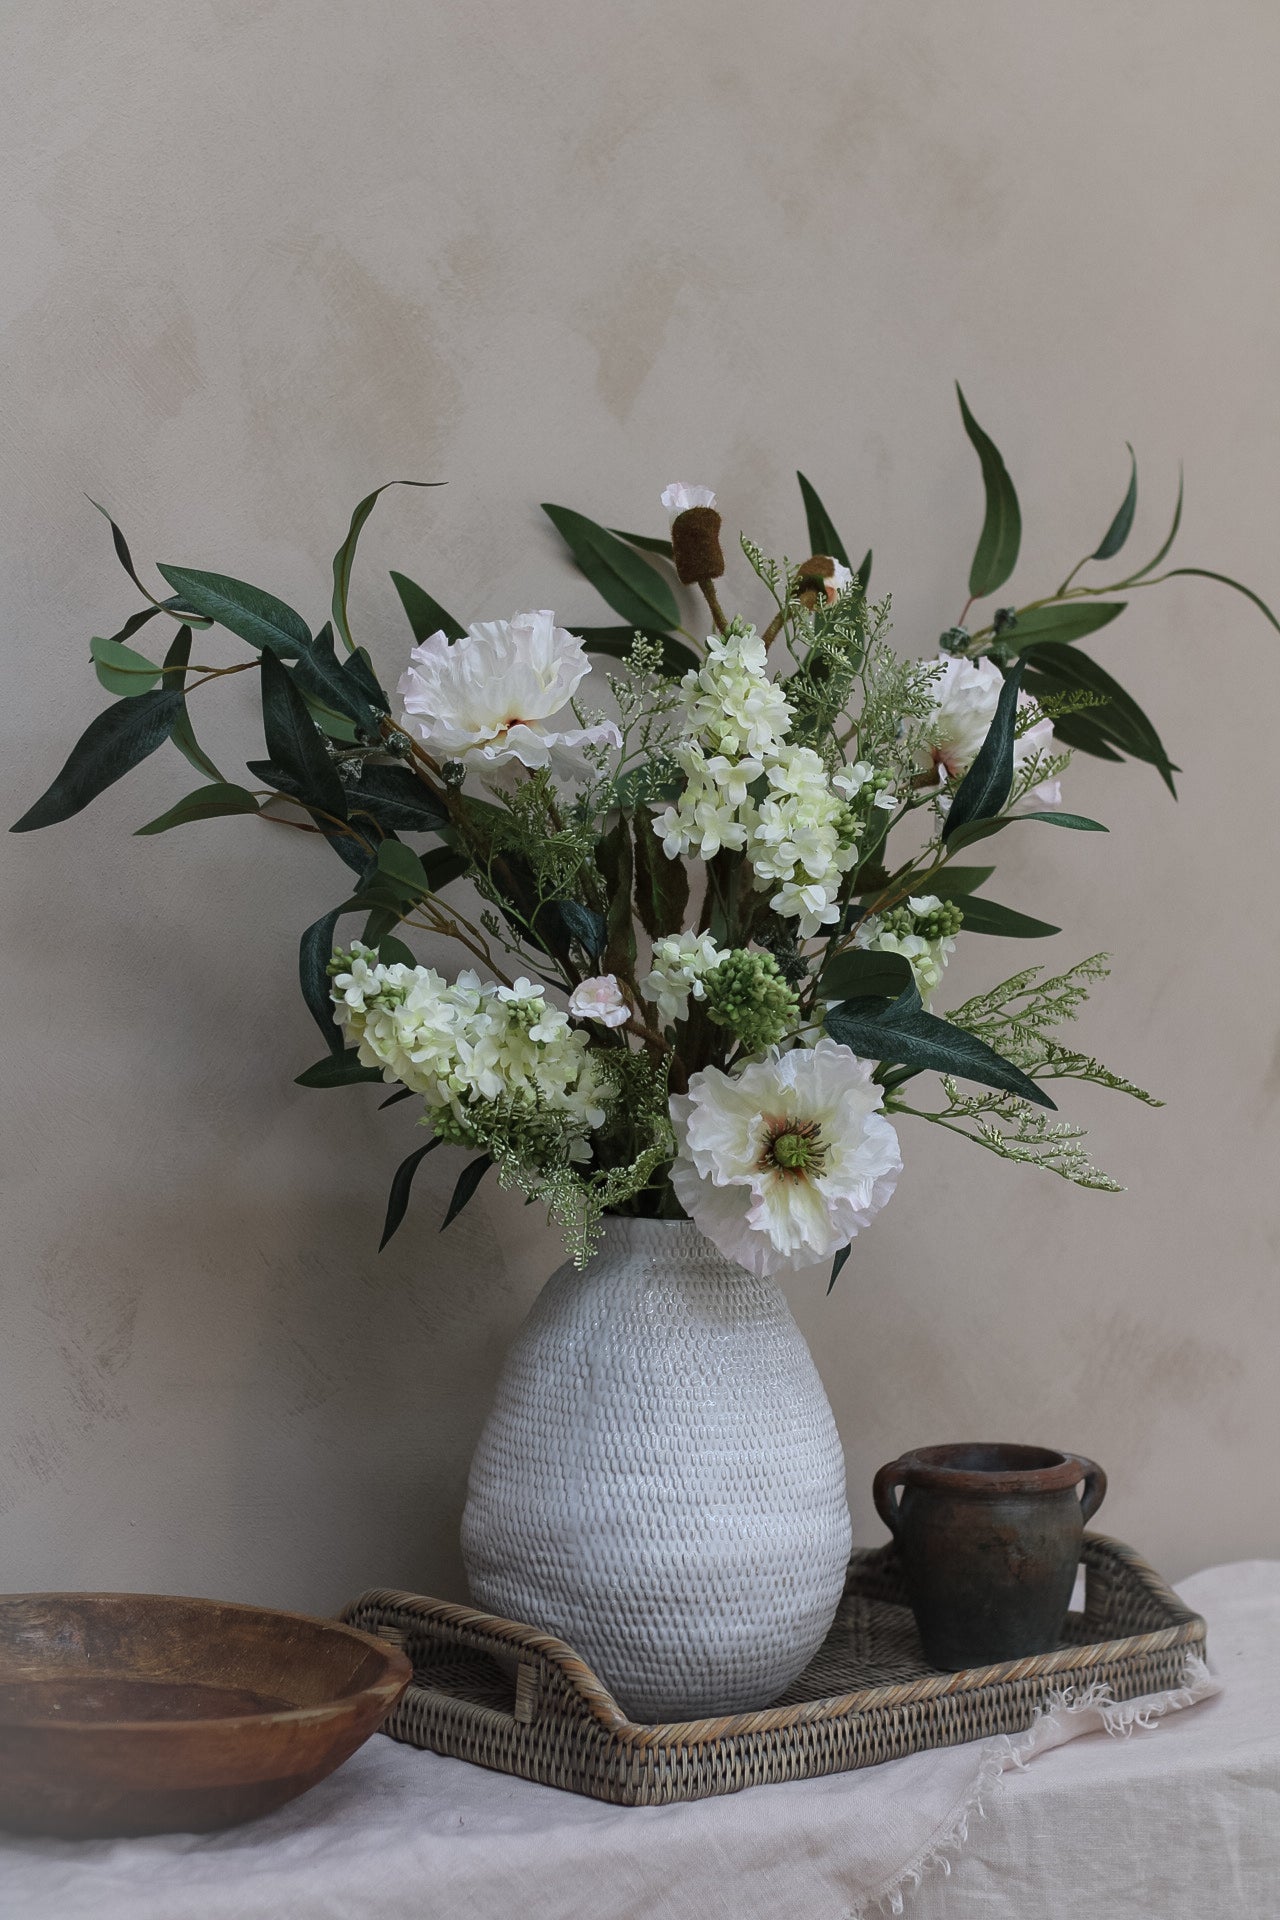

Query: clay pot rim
left=886, top=1442, right=1092, bottom=1496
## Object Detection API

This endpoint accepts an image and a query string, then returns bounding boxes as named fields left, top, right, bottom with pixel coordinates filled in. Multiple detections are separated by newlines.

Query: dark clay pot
left=873, top=1442, right=1106, bottom=1671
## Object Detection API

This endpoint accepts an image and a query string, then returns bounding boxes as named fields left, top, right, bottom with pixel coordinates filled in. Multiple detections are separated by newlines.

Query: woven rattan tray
left=342, top=1532, right=1205, bottom=1806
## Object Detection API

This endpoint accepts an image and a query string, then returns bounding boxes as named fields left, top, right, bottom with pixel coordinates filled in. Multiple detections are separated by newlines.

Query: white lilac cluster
left=853, top=894, right=958, bottom=1000
left=916, top=655, right=1061, bottom=810
left=653, top=625, right=862, bottom=940
left=641, top=931, right=729, bottom=1027
left=330, top=946, right=608, bottom=1156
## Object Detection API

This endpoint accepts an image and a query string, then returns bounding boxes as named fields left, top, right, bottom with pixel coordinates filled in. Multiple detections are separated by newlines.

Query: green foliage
left=704, top=950, right=800, bottom=1053
left=825, top=981, right=1054, bottom=1108
left=12, top=688, right=184, bottom=832
left=796, top=471, right=851, bottom=568
left=957, top=385, right=1022, bottom=597
left=1092, top=445, right=1138, bottom=561
left=135, top=781, right=260, bottom=836
left=331, top=481, right=441, bottom=654
left=389, top=570, right=465, bottom=642
left=542, top=503, right=679, bottom=632
left=941, top=662, right=1023, bottom=841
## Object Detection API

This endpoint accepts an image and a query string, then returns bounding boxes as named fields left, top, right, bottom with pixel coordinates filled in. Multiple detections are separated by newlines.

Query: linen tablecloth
left=0, top=1561, right=1273, bottom=1919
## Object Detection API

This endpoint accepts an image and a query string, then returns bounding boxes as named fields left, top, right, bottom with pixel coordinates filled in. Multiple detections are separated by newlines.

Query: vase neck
left=594, top=1217, right=738, bottom=1272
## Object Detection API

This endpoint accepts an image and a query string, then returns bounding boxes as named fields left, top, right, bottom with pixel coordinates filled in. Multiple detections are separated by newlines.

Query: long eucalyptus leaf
left=611, top=528, right=674, bottom=557
left=952, top=896, right=1061, bottom=938
left=135, top=781, right=260, bottom=836
left=295, top=1051, right=385, bottom=1088
left=1092, top=444, right=1138, bottom=560
left=825, top=1000, right=1054, bottom=1108
left=1118, top=467, right=1183, bottom=583
left=259, top=652, right=347, bottom=820
left=12, top=688, right=184, bottom=832
left=1022, top=642, right=1177, bottom=794
left=1011, top=601, right=1126, bottom=648
left=942, top=661, right=1024, bottom=841
left=155, top=565, right=310, bottom=659
left=163, top=626, right=227, bottom=784
left=299, top=905, right=347, bottom=1055
left=381, top=1137, right=443, bottom=1249
left=819, top=949, right=914, bottom=1001
left=956, top=385, right=1022, bottom=597
left=389, top=570, right=465, bottom=642
left=331, top=481, right=442, bottom=654
left=542, top=504, right=679, bottom=631
left=441, top=1153, right=494, bottom=1230
left=944, top=809, right=1108, bottom=852
left=347, top=763, right=450, bottom=834
left=1158, top=567, right=1280, bottom=636
left=796, top=472, right=851, bottom=568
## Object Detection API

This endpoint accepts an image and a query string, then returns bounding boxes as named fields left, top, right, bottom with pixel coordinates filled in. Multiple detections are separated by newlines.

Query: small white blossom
left=397, top=610, right=620, bottom=781
left=832, top=761, right=874, bottom=800
left=661, top=482, right=717, bottom=517
left=642, top=931, right=728, bottom=1027
left=669, top=1040, right=902, bottom=1277
left=567, top=974, right=630, bottom=1029
left=744, top=744, right=860, bottom=940
left=853, top=897, right=956, bottom=1001
left=680, top=626, right=792, bottom=761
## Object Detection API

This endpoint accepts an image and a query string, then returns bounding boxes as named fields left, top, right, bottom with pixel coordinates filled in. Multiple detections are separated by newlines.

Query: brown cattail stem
left=698, top=577, right=729, bottom=636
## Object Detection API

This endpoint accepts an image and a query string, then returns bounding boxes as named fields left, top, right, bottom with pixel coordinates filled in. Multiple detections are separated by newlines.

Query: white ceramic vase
left=461, top=1217, right=852, bottom=1721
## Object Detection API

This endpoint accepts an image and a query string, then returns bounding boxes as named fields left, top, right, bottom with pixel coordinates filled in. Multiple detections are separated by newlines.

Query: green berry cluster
left=704, top=949, right=801, bottom=1054
left=879, top=899, right=964, bottom=941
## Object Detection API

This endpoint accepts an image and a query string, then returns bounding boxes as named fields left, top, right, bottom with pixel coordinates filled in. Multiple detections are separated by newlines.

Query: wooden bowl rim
left=0, top=1591, right=412, bottom=1734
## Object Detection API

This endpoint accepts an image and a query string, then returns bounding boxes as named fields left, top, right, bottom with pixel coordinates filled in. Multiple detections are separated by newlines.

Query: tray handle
left=872, top=1458, right=906, bottom=1538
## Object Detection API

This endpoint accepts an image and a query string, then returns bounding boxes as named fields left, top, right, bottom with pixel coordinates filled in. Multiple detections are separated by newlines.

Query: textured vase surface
left=461, top=1217, right=852, bottom=1721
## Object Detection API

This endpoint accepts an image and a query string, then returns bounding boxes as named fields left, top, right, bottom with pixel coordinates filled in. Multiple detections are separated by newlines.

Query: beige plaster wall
left=1, top=0, right=1277, bottom=1613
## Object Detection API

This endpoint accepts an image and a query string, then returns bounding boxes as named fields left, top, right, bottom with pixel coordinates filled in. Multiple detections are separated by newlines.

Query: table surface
left=0, top=1560, right=1275, bottom=1920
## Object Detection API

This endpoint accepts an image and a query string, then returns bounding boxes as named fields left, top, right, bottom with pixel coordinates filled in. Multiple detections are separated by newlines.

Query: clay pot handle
left=873, top=1459, right=906, bottom=1538
left=1072, top=1455, right=1107, bottom=1523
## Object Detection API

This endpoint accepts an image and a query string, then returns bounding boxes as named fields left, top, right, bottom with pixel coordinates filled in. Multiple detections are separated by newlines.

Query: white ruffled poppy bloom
left=916, top=655, right=1061, bottom=810
left=567, top=974, right=630, bottom=1029
left=396, top=610, right=620, bottom=779
left=661, top=482, right=717, bottom=517
left=670, top=1040, right=902, bottom=1277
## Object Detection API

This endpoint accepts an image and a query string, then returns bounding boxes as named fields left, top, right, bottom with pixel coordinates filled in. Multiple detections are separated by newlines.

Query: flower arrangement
left=15, top=392, right=1276, bottom=1280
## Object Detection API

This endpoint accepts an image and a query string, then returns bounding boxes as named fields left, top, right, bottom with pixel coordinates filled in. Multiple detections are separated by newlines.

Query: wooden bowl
left=0, top=1592, right=412, bottom=1837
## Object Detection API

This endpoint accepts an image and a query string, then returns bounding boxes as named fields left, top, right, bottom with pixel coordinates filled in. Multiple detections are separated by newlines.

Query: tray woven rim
left=345, top=1531, right=1205, bottom=1752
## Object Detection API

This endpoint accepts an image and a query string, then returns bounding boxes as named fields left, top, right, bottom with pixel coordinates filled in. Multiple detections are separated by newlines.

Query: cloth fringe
left=851, top=1653, right=1217, bottom=1918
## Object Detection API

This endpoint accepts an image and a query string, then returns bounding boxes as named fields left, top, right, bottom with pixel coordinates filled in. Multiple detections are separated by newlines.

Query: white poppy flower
left=661, top=482, right=717, bottom=518
left=669, top=1040, right=902, bottom=1277
left=396, top=610, right=620, bottom=778
left=567, top=974, right=630, bottom=1029
left=916, top=655, right=1061, bottom=809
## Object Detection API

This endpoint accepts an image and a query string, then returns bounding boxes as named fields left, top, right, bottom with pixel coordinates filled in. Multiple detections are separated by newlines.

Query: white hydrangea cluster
left=653, top=624, right=863, bottom=939
left=330, top=946, right=608, bottom=1155
left=641, top=930, right=728, bottom=1027
left=853, top=895, right=958, bottom=1001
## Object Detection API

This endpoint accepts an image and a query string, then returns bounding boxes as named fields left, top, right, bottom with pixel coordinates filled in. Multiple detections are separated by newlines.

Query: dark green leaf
left=924, top=865, right=995, bottom=899
left=942, top=661, right=1024, bottom=841
left=377, top=934, right=417, bottom=966
left=856, top=550, right=873, bottom=591
left=295, top=1050, right=385, bottom=1088
left=542, top=504, right=680, bottom=631
left=944, top=809, right=1108, bottom=852
left=633, top=820, right=689, bottom=940
left=299, top=906, right=347, bottom=1055
left=1040, top=710, right=1123, bottom=762
left=388, top=570, right=465, bottom=642
left=1010, top=601, right=1127, bottom=648
left=827, top=1244, right=851, bottom=1295
left=819, top=948, right=915, bottom=1001
left=380, top=1085, right=416, bottom=1109
left=1119, top=467, right=1183, bottom=583
left=163, top=626, right=227, bottom=783
left=952, top=896, right=1061, bottom=938
left=956, top=385, right=1022, bottom=598
left=825, top=996, right=1054, bottom=1108
left=1092, top=444, right=1138, bottom=561
left=100, top=603, right=166, bottom=646
left=610, top=528, right=674, bottom=557
left=259, top=652, right=347, bottom=821
left=91, top=633, right=162, bottom=696
left=343, top=646, right=390, bottom=713
left=348, top=763, right=450, bottom=834
left=441, top=1153, right=493, bottom=1230
left=796, top=472, right=851, bottom=568
left=155, top=565, right=310, bottom=659
left=331, top=481, right=442, bottom=654
left=12, top=688, right=184, bottom=832
left=135, top=781, right=260, bottom=836
left=420, top=846, right=469, bottom=892
left=380, top=1136, right=442, bottom=1249
left=1158, top=567, right=1280, bottom=637
left=548, top=900, right=608, bottom=962
left=1022, top=642, right=1176, bottom=794
left=574, top=626, right=700, bottom=677
left=370, top=839, right=430, bottom=904
left=596, top=816, right=636, bottom=976
left=88, top=501, right=211, bottom=626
